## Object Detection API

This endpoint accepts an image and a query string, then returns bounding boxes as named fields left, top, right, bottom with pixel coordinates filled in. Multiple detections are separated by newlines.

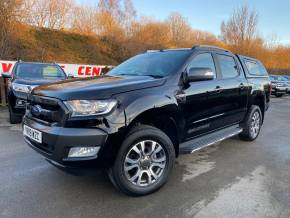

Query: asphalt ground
left=1, top=96, right=290, bottom=218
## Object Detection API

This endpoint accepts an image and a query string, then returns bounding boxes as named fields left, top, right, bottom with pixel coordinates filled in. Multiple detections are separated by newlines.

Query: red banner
left=0, top=60, right=113, bottom=77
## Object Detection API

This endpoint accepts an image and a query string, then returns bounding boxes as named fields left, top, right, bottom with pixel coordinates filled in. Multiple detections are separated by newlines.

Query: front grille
left=27, top=95, right=67, bottom=125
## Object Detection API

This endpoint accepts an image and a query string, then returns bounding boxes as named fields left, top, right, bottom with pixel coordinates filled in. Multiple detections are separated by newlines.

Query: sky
left=78, top=0, right=290, bottom=45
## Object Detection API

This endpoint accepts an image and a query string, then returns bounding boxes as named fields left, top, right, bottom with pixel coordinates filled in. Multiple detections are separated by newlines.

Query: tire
left=8, top=106, right=22, bottom=124
left=108, top=125, right=175, bottom=196
left=239, top=105, right=262, bottom=141
left=275, top=93, right=283, bottom=97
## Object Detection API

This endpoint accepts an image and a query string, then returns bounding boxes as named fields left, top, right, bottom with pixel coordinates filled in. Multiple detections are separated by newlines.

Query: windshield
left=108, top=50, right=192, bottom=78
left=15, top=63, right=66, bottom=80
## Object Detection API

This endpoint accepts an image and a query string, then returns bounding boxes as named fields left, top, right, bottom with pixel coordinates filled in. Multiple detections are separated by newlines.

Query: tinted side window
left=245, top=60, right=268, bottom=76
left=188, top=53, right=216, bottom=78
left=217, top=54, right=239, bottom=79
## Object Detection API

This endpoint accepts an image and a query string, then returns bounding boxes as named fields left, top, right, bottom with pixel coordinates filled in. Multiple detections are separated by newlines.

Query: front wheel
left=108, top=125, right=175, bottom=196
left=275, top=93, right=283, bottom=97
left=239, top=105, right=262, bottom=141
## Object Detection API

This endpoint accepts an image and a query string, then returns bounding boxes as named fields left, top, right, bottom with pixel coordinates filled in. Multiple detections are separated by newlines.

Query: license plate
left=23, top=125, right=42, bottom=143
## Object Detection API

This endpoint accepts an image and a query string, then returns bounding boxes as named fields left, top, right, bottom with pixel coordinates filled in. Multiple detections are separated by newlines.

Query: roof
left=16, top=61, right=59, bottom=65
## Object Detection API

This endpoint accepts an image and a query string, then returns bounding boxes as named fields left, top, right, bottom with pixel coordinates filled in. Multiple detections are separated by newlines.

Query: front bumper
left=23, top=116, right=108, bottom=167
left=7, top=89, right=29, bottom=115
left=272, top=87, right=287, bottom=94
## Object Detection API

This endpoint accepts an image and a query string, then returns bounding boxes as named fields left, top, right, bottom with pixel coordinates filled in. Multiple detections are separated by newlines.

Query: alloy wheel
left=250, top=111, right=261, bottom=138
left=123, top=140, right=167, bottom=187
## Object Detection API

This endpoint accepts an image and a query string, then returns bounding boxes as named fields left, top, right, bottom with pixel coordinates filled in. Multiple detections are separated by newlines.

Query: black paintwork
left=6, top=62, right=67, bottom=115
left=23, top=46, right=271, bottom=168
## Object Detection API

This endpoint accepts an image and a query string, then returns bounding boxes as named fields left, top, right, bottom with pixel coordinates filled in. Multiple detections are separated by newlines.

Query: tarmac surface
left=1, top=96, right=290, bottom=218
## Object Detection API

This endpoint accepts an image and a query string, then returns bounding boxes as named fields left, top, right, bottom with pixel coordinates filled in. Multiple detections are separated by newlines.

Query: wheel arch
left=249, top=92, right=266, bottom=123
left=126, top=107, right=180, bottom=156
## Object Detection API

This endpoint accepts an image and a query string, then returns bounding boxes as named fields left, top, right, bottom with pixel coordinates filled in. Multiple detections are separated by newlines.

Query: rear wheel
left=108, top=125, right=175, bottom=196
left=8, top=106, right=22, bottom=124
left=239, top=105, right=262, bottom=141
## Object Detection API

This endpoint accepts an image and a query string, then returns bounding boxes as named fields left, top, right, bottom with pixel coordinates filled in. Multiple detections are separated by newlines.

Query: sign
left=0, top=60, right=113, bottom=77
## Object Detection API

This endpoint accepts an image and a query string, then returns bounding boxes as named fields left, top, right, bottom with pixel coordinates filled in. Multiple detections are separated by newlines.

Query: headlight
left=12, top=84, right=37, bottom=93
left=64, top=99, right=117, bottom=117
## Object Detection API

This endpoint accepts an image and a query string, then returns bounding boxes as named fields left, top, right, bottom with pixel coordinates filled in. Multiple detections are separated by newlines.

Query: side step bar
left=179, top=125, right=243, bottom=154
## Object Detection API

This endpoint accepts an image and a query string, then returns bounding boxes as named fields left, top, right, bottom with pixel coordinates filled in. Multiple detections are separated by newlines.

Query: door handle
left=208, top=86, right=222, bottom=95
left=215, top=86, right=222, bottom=93
left=239, top=83, right=245, bottom=90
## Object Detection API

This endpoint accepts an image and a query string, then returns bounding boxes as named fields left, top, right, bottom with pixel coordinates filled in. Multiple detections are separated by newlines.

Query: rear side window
left=187, top=53, right=216, bottom=78
left=217, top=54, right=239, bottom=79
left=245, top=60, right=268, bottom=76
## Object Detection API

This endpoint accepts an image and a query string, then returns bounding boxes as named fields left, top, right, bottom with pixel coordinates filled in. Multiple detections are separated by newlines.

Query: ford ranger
left=1, top=62, right=67, bottom=124
left=23, top=45, right=271, bottom=196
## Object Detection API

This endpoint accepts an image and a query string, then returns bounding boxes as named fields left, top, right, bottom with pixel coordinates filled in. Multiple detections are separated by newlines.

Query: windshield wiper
left=117, top=73, right=139, bottom=76
left=114, top=73, right=163, bottom=78
left=144, top=74, right=163, bottom=78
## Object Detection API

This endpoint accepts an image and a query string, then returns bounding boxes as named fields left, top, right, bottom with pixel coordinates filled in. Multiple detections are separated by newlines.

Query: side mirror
left=67, top=73, right=74, bottom=79
left=1, top=72, right=11, bottom=78
left=184, top=67, right=214, bottom=83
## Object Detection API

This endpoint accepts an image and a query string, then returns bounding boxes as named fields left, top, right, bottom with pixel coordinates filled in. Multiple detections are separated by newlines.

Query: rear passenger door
left=214, top=53, right=249, bottom=126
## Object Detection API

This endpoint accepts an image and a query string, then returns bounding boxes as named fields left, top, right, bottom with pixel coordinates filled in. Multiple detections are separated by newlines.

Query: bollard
left=0, top=77, right=7, bottom=106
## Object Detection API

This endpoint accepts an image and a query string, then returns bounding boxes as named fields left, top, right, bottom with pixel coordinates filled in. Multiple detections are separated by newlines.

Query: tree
left=96, top=11, right=124, bottom=38
left=122, top=0, right=136, bottom=36
left=166, top=12, right=192, bottom=46
left=21, top=0, right=73, bottom=29
left=98, top=0, right=136, bottom=36
left=220, top=5, right=258, bottom=53
left=98, top=0, right=122, bottom=22
left=0, top=0, right=22, bottom=58
left=71, top=5, right=98, bottom=34
left=47, top=0, right=72, bottom=29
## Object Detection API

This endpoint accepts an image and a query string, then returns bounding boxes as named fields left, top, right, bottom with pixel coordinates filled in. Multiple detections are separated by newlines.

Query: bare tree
left=98, top=0, right=136, bottom=35
left=0, top=0, right=22, bottom=59
left=166, top=12, right=192, bottom=46
left=20, top=0, right=73, bottom=29
left=220, top=5, right=258, bottom=52
left=47, top=0, right=72, bottom=29
left=98, top=0, right=122, bottom=21
left=122, top=0, right=136, bottom=36
left=71, top=5, right=98, bottom=34
left=96, top=10, right=124, bottom=38
left=25, top=0, right=49, bottom=27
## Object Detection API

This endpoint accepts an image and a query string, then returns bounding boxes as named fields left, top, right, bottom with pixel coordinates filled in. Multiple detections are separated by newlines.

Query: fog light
left=68, top=147, right=100, bottom=158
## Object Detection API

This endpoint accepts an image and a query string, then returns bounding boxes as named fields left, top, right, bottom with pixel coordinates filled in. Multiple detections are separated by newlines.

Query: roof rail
left=145, top=48, right=191, bottom=53
left=146, top=50, right=161, bottom=53
left=192, top=45, right=230, bottom=52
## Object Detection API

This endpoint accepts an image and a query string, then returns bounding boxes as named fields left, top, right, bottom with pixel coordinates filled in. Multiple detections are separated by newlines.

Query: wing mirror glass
left=184, top=67, right=214, bottom=83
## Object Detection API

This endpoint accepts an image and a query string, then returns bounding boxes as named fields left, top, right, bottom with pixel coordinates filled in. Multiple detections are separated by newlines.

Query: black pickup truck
left=1, top=62, right=67, bottom=124
left=23, top=45, right=270, bottom=196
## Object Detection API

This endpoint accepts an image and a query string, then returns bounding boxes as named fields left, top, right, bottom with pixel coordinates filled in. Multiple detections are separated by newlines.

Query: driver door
left=180, top=52, right=224, bottom=140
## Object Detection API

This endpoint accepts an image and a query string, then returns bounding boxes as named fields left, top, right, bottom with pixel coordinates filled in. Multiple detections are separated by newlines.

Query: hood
left=13, top=77, right=65, bottom=86
left=32, top=75, right=166, bottom=100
